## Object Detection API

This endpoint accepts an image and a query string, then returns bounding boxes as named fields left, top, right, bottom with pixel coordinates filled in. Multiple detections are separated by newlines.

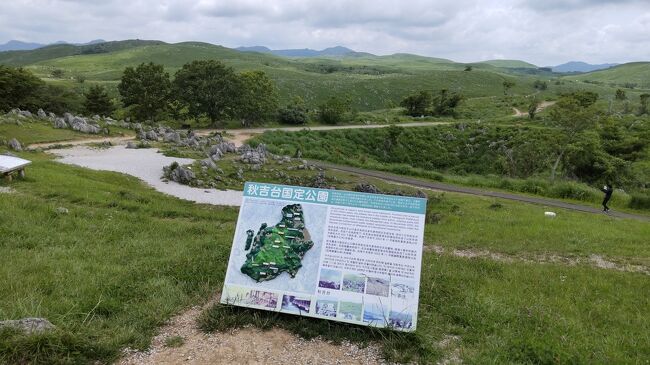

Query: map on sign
left=221, top=182, right=427, bottom=331
left=241, top=204, right=314, bottom=282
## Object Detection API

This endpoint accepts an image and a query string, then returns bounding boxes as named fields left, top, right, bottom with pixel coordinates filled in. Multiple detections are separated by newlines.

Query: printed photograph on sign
left=366, top=277, right=390, bottom=297
left=342, top=273, right=366, bottom=293
left=221, top=182, right=426, bottom=331
left=318, top=268, right=342, bottom=290
left=338, top=300, right=363, bottom=322
left=363, top=298, right=390, bottom=327
left=315, top=299, right=338, bottom=317
left=281, top=294, right=312, bottom=314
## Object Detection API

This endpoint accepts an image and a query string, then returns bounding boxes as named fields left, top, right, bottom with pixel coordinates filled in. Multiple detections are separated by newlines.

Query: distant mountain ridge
left=236, top=45, right=372, bottom=58
left=551, top=61, right=618, bottom=73
left=0, top=39, right=106, bottom=52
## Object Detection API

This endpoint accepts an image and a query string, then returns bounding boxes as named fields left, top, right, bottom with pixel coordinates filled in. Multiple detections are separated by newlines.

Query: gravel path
left=312, top=160, right=650, bottom=222
left=49, top=146, right=243, bottom=206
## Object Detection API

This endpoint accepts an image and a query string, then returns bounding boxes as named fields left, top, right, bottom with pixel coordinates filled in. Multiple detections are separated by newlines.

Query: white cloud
left=0, top=0, right=648, bottom=65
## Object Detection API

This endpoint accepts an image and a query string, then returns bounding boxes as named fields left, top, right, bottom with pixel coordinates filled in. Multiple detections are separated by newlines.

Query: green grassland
left=1, top=148, right=648, bottom=363
left=0, top=41, right=574, bottom=112
left=0, top=113, right=134, bottom=145
left=252, top=120, right=650, bottom=212
left=566, top=62, right=650, bottom=88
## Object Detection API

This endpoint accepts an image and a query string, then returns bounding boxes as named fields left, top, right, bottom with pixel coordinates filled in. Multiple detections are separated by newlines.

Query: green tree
left=400, top=91, right=432, bottom=117
left=50, top=69, right=65, bottom=78
left=528, top=99, right=540, bottom=119
left=279, top=96, right=308, bottom=125
left=84, top=85, right=114, bottom=116
left=533, top=80, right=547, bottom=90
left=237, top=70, right=279, bottom=127
left=639, top=93, right=650, bottom=115
left=383, top=124, right=404, bottom=154
left=0, top=66, right=45, bottom=112
left=118, top=62, right=171, bottom=122
left=548, top=92, right=599, bottom=181
left=318, top=96, right=351, bottom=124
left=432, top=89, right=463, bottom=116
left=615, top=89, right=626, bottom=101
left=464, top=65, right=473, bottom=71
left=173, top=60, right=240, bottom=126
left=502, top=80, right=515, bottom=95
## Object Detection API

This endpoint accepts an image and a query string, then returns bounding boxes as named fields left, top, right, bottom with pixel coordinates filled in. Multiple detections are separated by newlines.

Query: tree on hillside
left=533, top=80, right=547, bottom=90
left=84, top=85, right=114, bottom=116
left=118, top=62, right=170, bottom=122
left=318, top=96, right=351, bottom=124
left=50, top=69, right=65, bottom=79
left=237, top=70, right=279, bottom=127
left=173, top=60, right=241, bottom=126
left=548, top=92, right=599, bottom=181
left=0, top=66, right=44, bottom=112
left=279, top=96, right=308, bottom=125
left=615, top=89, right=626, bottom=101
left=432, top=89, right=463, bottom=116
left=528, top=99, right=540, bottom=119
left=502, top=80, right=515, bottom=95
left=400, top=91, right=432, bottom=117
left=464, top=65, right=473, bottom=71
left=639, top=93, right=650, bottom=115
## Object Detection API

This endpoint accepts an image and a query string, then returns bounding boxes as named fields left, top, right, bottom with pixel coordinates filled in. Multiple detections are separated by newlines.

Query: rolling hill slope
left=565, top=62, right=650, bottom=88
left=10, top=41, right=537, bottom=110
left=2, top=39, right=634, bottom=111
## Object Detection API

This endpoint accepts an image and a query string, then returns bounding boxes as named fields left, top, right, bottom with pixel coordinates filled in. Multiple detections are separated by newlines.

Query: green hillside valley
left=1, top=4, right=650, bottom=363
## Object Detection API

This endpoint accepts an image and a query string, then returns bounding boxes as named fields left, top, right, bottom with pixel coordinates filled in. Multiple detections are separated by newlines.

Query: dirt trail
left=195, top=121, right=450, bottom=147
left=29, top=121, right=448, bottom=149
left=119, top=296, right=388, bottom=365
left=312, top=160, right=650, bottom=222
left=424, top=245, right=650, bottom=275
left=512, top=100, right=556, bottom=117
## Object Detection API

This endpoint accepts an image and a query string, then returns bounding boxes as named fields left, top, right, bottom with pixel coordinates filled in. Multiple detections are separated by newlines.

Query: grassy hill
left=565, top=62, right=650, bottom=88
left=478, top=59, right=538, bottom=69
left=0, top=40, right=639, bottom=111
left=8, top=41, right=540, bottom=111
left=0, top=40, right=165, bottom=67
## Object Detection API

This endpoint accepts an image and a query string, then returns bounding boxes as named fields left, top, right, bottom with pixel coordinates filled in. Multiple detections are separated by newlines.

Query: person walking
left=601, top=183, right=613, bottom=212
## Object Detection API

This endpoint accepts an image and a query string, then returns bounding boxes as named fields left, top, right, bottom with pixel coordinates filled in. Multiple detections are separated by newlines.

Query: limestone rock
left=53, top=118, right=68, bottom=129
left=354, top=183, right=380, bottom=194
left=0, top=318, right=55, bottom=334
left=126, top=141, right=138, bottom=149
left=55, top=207, right=69, bottom=215
left=37, top=109, right=47, bottom=118
left=8, top=138, right=22, bottom=151
left=164, top=132, right=181, bottom=143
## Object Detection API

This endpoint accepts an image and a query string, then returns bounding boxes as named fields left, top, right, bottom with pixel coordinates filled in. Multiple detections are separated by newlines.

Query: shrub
left=628, top=192, right=650, bottom=210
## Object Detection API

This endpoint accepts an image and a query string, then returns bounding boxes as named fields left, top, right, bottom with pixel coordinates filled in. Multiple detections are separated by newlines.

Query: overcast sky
left=1, top=0, right=648, bottom=65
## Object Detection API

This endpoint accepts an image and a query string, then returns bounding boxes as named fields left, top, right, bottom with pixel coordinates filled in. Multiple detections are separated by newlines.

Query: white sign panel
left=221, top=182, right=427, bottom=331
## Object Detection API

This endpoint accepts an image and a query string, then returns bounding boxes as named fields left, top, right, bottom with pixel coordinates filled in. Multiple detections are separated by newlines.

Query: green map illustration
left=241, top=204, right=314, bottom=282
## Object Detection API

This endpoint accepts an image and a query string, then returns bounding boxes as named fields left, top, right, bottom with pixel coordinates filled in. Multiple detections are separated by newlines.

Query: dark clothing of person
left=601, top=185, right=613, bottom=211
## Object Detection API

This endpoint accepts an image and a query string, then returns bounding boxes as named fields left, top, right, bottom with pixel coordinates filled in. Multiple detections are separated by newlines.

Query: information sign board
left=221, top=182, right=427, bottom=331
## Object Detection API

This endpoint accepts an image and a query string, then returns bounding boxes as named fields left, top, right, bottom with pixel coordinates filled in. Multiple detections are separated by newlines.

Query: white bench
left=0, top=155, right=32, bottom=181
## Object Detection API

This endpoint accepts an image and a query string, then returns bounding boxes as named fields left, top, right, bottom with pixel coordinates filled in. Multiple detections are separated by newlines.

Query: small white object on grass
left=545, top=211, right=557, bottom=217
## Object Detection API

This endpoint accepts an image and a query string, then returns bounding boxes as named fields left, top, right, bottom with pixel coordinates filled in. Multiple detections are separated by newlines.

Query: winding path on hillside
left=311, top=160, right=650, bottom=222
left=30, top=121, right=450, bottom=149
left=38, top=120, right=649, bottom=221
left=512, top=100, right=556, bottom=117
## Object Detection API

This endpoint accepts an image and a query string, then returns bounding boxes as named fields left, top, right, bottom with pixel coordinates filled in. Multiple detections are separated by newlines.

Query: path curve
left=30, top=121, right=449, bottom=149
left=512, top=100, right=556, bottom=117
left=311, top=160, right=650, bottom=222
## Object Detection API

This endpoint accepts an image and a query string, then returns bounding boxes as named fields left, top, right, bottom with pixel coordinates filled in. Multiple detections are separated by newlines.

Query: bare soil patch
left=424, top=245, right=649, bottom=275
left=119, top=296, right=388, bottom=365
